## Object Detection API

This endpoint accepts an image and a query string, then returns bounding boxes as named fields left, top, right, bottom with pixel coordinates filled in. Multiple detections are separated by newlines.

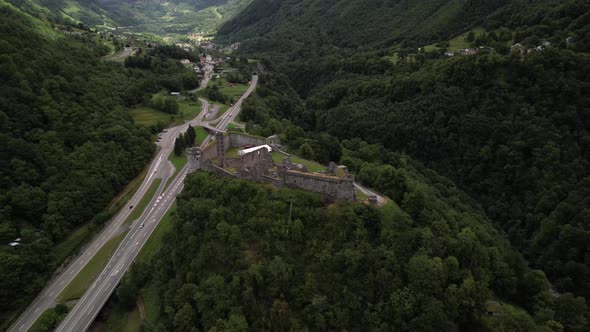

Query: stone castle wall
left=229, top=133, right=265, bottom=148
left=284, top=170, right=355, bottom=201
left=200, top=141, right=218, bottom=161
left=190, top=132, right=355, bottom=201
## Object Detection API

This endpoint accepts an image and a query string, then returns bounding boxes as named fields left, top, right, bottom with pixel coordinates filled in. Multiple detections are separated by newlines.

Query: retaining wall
left=284, top=170, right=355, bottom=201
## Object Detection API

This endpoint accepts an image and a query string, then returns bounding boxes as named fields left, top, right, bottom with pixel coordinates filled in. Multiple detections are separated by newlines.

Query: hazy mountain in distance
left=9, top=0, right=252, bottom=34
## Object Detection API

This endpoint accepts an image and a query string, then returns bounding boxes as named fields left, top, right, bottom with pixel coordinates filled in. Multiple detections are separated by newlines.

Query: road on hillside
left=105, top=47, right=134, bottom=62
left=190, top=63, right=214, bottom=93
left=8, top=101, right=211, bottom=332
left=201, top=74, right=259, bottom=146
left=54, top=77, right=257, bottom=332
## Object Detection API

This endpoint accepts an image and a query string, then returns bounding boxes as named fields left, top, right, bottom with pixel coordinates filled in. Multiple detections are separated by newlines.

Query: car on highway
left=140, top=222, right=144, bottom=229
left=129, top=205, right=133, bottom=209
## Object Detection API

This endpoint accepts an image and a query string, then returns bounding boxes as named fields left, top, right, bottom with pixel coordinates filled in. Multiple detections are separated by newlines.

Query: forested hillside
left=118, top=169, right=587, bottom=331
left=218, top=0, right=508, bottom=54
left=0, top=2, right=195, bottom=324
left=308, top=49, right=590, bottom=299
left=5, top=0, right=253, bottom=35
left=216, top=0, right=590, bottom=326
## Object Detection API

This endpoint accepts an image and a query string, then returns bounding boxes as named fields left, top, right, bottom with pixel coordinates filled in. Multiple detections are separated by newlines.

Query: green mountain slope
left=218, top=0, right=509, bottom=53
left=6, top=0, right=252, bottom=35
left=215, top=0, right=590, bottom=325
left=118, top=171, right=581, bottom=331
left=0, top=2, right=200, bottom=328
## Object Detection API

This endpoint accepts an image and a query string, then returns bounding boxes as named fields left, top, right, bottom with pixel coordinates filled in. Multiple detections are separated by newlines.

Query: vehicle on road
left=129, top=205, right=134, bottom=209
left=140, top=222, right=144, bottom=229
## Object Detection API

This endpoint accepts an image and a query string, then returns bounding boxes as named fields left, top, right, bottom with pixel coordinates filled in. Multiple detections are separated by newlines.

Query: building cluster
left=511, top=40, right=552, bottom=55
left=187, top=132, right=356, bottom=201
left=444, top=46, right=495, bottom=57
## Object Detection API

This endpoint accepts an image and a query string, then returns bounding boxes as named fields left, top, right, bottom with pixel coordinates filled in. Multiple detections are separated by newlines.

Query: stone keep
left=187, top=147, right=202, bottom=171
left=215, top=132, right=225, bottom=167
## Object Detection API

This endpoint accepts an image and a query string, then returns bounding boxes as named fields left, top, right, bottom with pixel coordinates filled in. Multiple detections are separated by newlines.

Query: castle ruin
left=187, top=132, right=355, bottom=201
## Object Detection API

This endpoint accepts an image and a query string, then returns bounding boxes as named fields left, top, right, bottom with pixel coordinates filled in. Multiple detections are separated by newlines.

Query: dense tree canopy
left=0, top=4, right=196, bottom=319
left=221, top=0, right=590, bottom=308
left=121, top=168, right=587, bottom=331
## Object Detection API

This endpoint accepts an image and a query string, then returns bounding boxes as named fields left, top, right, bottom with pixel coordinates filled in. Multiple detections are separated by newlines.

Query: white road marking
left=35, top=308, right=39, bottom=313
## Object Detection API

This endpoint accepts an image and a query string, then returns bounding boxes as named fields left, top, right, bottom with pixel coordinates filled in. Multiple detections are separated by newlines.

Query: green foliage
left=219, top=0, right=508, bottom=54
left=114, top=170, right=570, bottom=330
left=174, top=136, right=185, bottom=156
left=5, top=0, right=252, bottom=37
left=124, top=46, right=198, bottom=92
left=58, top=231, right=128, bottom=302
left=305, top=50, right=590, bottom=302
left=150, top=94, right=179, bottom=114
left=29, top=305, right=68, bottom=332
left=0, top=3, right=199, bottom=319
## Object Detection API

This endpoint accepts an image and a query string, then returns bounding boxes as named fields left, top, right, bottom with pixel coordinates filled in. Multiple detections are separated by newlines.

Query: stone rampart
left=229, top=133, right=265, bottom=148
left=284, top=170, right=355, bottom=201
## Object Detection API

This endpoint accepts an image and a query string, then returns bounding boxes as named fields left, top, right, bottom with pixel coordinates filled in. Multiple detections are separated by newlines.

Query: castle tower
left=187, top=147, right=202, bottom=171
left=215, top=132, right=225, bottom=167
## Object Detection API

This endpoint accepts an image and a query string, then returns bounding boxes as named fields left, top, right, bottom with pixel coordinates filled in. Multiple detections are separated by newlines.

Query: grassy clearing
left=228, top=124, right=245, bottom=133
left=196, top=126, right=208, bottom=144
left=271, top=152, right=326, bottom=172
left=29, top=309, right=53, bottom=332
left=385, top=53, right=400, bottom=64
left=169, top=152, right=187, bottom=171
left=178, top=99, right=202, bottom=121
left=424, top=27, right=485, bottom=52
left=225, top=147, right=241, bottom=159
left=130, top=99, right=202, bottom=127
left=123, top=178, right=162, bottom=226
left=58, top=231, right=128, bottom=302
left=137, top=203, right=176, bottom=263
left=200, top=74, right=248, bottom=113
left=355, top=188, right=369, bottom=202
left=165, top=152, right=187, bottom=190
left=215, top=77, right=249, bottom=101
left=382, top=200, right=403, bottom=220
left=130, top=106, right=173, bottom=127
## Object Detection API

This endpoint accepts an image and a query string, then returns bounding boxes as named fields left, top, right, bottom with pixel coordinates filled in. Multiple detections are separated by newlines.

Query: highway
left=8, top=98, right=212, bottom=332
left=201, top=74, right=259, bottom=146
left=53, top=76, right=258, bottom=332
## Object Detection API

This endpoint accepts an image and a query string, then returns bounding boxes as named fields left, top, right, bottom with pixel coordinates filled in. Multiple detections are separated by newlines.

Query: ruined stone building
left=187, top=132, right=355, bottom=201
